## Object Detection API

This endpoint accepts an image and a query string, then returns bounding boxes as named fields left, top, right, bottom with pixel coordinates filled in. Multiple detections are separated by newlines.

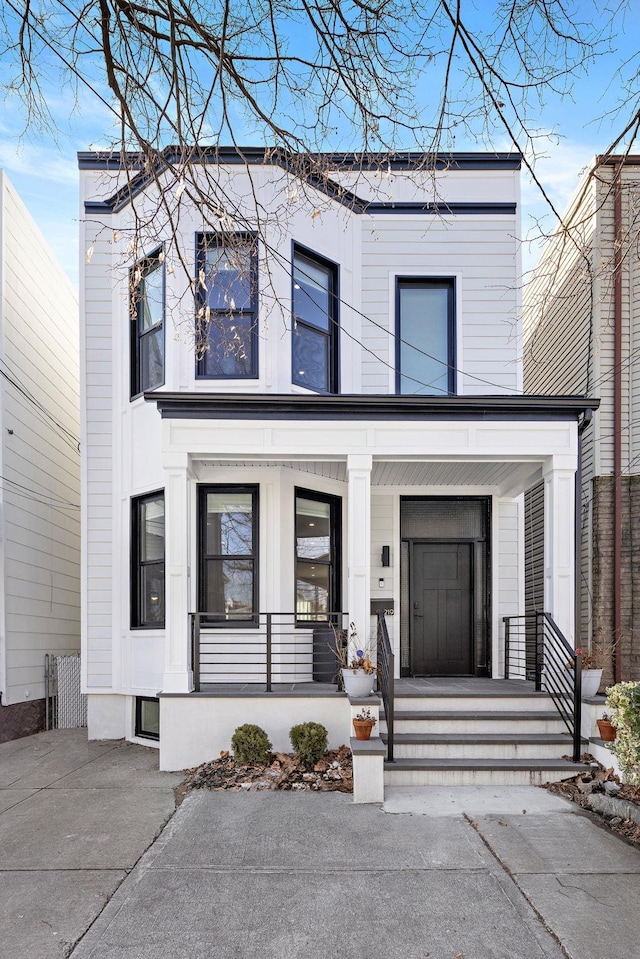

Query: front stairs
left=381, top=678, right=589, bottom=786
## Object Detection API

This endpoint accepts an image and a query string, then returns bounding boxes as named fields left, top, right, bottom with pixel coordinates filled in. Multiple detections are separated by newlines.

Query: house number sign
left=370, top=599, right=394, bottom=616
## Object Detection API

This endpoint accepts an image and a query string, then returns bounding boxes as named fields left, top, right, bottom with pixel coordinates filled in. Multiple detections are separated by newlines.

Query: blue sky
left=0, top=3, right=638, bottom=289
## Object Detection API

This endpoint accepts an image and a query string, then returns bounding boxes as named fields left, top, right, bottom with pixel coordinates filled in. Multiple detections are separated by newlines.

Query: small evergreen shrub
left=606, top=682, right=640, bottom=784
left=231, top=724, right=272, bottom=765
left=289, top=722, right=328, bottom=767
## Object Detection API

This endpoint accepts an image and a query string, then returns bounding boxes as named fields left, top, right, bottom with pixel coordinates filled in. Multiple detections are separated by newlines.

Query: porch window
left=295, top=489, right=341, bottom=622
left=396, top=278, right=455, bottom=395
left=198, top=485, right=258, bottom=621
left=130, top=249, right=164, bottom=398
left=292, top=246, right=339, bottom=393
left=196, top=234, right=258, bottom=378
left=131, top=492, right=165, bottom=628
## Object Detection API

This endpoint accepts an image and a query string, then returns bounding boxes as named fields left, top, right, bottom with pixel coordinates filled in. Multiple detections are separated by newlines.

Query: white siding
left=0, top=173, right=80, bottom=706
left=360, top=214, right=520, bottom=394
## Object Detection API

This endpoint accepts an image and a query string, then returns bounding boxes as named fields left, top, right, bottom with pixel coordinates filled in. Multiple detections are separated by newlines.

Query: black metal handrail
left=189, top=611, right=348, bottom=691
left=503, top=611, right=582, bottom=762
left=376, top=612, right=395, bottom=762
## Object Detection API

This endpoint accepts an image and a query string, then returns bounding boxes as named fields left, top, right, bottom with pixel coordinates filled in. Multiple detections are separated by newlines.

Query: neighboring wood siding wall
left=0, top=173, right=80, bottom=706
left=80, top=173, right=115, bottom=691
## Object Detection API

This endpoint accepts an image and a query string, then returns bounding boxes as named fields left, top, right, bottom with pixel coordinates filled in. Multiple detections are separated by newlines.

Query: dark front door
left=411, top=542, right=473, bottom=675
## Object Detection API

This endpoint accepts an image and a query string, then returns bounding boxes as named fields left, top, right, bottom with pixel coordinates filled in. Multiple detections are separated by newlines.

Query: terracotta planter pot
left=353, top=719, right=375, bottom=741
left=597, top=718, right=617, bottom=741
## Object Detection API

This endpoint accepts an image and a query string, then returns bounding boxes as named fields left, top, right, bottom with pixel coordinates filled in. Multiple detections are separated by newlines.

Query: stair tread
left=384, top=757, right=587, bottom=770
left=393, top=710, right=561, bottom=720
left=381, top=732, right=585, bottom=744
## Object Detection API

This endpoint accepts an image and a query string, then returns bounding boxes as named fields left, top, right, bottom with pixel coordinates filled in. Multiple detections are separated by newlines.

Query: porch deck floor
left=192, top=677, right=538, bottom=697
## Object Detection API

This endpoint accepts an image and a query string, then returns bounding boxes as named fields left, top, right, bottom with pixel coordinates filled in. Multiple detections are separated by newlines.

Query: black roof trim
left=365, top=202, right=516, bottom=215
left=79, top=147, right=522, bottom=171
left=79, top=146, right=521, bottom=217
left=146, top=392, right=599, bottom=422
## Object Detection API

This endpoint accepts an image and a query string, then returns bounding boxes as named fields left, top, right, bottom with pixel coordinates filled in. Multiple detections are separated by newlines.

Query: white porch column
left=543, top=462, right=576, bottom=643
left=347, top=454, right=372, bottom=647
left=162, top=451, right=194, bottom=693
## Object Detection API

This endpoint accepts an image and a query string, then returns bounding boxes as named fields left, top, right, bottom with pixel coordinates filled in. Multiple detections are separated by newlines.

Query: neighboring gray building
left=524, top=154, right=640, bottom=687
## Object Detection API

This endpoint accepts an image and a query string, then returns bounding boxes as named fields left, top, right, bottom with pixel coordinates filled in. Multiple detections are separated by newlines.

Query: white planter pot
left=581, top=668, right=603, bottom=699
left=341, top=668, right=375, bottom=698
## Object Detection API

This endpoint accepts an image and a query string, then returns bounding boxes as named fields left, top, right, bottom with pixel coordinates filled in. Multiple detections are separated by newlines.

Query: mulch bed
left=543, top=756, right=640, bottom=847
left=179, top=745, right=353, bottom=799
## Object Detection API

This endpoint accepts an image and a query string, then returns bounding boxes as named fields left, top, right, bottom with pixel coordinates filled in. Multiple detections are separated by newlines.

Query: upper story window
left=196, top=234, right=258, bottom=378
left=292, top=245, right=339, bottom=393
left=396, top=278, right=456, bottom=395
left=198, top=485, right=258, bottom=622
left=130, top=249, right=164, bottom=399
left=131, top=491, right=165, bottom=628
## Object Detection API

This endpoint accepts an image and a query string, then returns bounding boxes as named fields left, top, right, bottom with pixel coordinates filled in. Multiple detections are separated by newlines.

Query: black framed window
left=130, top=249, right=165, bottom=398
left=135, top=697, right=160, bottom=741
left=131, top=492, right=165, bottom=628
left=198, top=485, right=258, bottom=622
left=196, top=234, right=258, bottom=378
left=295, top=489, right=341, bottom=622
left=292, top=245, right=339, bottom=393
left=396, top=278, right=455, bottom=395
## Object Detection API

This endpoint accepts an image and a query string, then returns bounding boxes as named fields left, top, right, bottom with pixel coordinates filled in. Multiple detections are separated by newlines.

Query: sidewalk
left=2, top=730, right=640, bottom=959
left=0, top=729, right=184, bottom=958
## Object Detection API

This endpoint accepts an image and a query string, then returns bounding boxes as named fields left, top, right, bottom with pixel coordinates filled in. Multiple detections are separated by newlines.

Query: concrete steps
left=382, top=686, right=588, bottom=786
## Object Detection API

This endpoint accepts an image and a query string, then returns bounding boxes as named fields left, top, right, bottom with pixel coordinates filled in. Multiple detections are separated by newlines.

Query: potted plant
left=568, top=643, right=614, bottom=698
left=352, top=707, right=377, bottom=741
left=336, top=622, right=377, bottom=697
left=596, top=711, right=617, bottom=742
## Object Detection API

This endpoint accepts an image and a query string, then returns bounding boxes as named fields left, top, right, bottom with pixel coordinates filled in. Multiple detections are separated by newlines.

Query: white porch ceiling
left=196, top=459, right=543, bottom=493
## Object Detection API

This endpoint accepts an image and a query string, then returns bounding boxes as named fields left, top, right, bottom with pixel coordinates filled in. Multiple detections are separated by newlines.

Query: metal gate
left=44, top=654, right=87, bottom=729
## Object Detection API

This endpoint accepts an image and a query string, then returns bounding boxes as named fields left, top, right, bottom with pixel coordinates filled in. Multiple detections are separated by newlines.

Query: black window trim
left=135, top=696, right=160, bottom=741
left=395, top=276, right=456, bottom=396
left=195, top=231, right=259, bottom=380
left=131, top=489, right=165, bottom=630
left=291, top=241, right=340, bottom=394
left=294, top=486, right=342, bottom=626
left=130, top=246, right=165, bottom=400
left=197, top=483, right=260, bottom=626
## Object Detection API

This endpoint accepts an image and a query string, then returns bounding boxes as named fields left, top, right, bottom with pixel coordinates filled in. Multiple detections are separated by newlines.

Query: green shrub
left=605, top=681, right=640, bottom=784
left=289, top=722, right=328, bottom=768
left=230, top=724, right=272, bottom=765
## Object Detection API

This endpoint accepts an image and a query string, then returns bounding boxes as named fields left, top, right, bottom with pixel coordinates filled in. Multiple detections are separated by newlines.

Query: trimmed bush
left=231, top=724, right=272, bottom=765
left=606, top=681, right=640, bottom=784
left=289, top=721, right=328, bottom=768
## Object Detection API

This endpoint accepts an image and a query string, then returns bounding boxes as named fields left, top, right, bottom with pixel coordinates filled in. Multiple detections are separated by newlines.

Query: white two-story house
left=79, top=149, right=595, bottom=779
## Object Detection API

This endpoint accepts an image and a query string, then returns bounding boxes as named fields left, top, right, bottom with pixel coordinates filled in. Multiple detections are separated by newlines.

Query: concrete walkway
left=2, top=730, right=640, bottom=959
left=0, top=729, right=183, bottom=958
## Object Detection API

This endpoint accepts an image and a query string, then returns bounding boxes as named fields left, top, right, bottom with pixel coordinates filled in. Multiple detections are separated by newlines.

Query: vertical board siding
left=497, top=499, right=520, bottom=617
left=1, top=176, right=80, bottom=705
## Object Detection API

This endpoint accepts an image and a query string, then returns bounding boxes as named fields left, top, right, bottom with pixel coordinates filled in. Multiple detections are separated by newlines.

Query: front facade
left=79, top=149, right=592, bottom=769
left=524, top=155, right=640, bottom=686
left=0, top=172, right=80, bottom=741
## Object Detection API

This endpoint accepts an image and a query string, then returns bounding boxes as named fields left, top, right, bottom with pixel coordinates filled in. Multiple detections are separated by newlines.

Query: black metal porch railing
left=189, top=611, right=348, bottom=691
left=376, top=612, right=395, bottom=762
left=503, top=611, right=582, bottom=762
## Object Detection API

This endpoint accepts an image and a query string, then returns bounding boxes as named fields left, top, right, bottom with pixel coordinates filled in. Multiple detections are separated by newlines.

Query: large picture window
left=131, top=492, right=165, bottom=628
left=396, top=278, right=455, bottom=395
left=198, top=485, right=258, bottom=622
left=295, top=489, right=341, bottom=622
left=130, top=249, right=165, bottom=398
left=196, top=234, right=258, bottom=378
left=292, top=246, right=338, bottom=393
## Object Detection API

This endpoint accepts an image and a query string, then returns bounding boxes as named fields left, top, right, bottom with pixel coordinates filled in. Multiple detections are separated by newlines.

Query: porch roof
left=148, top=392, right=598, bottom=422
